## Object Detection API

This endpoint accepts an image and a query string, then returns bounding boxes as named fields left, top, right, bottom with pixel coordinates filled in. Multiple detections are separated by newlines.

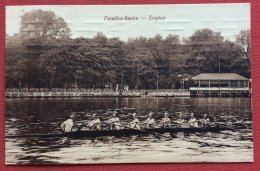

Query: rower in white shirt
left=199, top=113, right=210, bottom=127
left=161, top=112, right=171, bottom=128
left=144, top=112, right=156, bottom=128
left=87, top=113, right=101, bottom=131
left=61, top=115, right=75, bottom=132
left=176, top=113, right=185, bottom=128
left=188, top=113, right=198, bottom=127
left=128, top=112, right=140, bottom=129
left=105, top=111, right=121, bottom=130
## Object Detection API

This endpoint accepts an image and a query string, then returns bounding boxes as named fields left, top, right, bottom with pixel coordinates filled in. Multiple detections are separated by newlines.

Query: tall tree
left=162, top=34, right=182, bottom=88
left=6, top=34, right=28, bottom=88
left=235, top=29, right=251, bottom=66
left=20, top=9, right=71, bottom=41
left=18, top=10, right=71, bottom=88
left=184, top=28, right=225, bottom=75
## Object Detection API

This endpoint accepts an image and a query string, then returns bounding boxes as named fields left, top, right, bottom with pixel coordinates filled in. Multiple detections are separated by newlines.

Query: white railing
left=189, top=87, right=249, bottom=91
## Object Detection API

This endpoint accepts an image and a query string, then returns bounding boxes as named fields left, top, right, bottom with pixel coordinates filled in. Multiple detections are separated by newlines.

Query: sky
left=6, top=4, right=250, bottom=41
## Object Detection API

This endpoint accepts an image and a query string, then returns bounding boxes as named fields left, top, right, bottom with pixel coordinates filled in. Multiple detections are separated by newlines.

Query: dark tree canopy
left=235, top=29, right=251, bottom=66
left=6, top=10, right=251, bottom=90
left=20, top=9, right=71, bottom=40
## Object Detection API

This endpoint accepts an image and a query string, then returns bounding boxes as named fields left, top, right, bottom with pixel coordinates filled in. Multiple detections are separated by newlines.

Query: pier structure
left=190, top=73, right=250, bottom=97
left=5, top=89, right=190, bottom=98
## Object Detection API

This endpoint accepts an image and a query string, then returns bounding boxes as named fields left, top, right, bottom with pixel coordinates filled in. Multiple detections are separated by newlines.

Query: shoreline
left=5, top=90, right=191, bottom=98
left=5, top=90, right=250, bottom=98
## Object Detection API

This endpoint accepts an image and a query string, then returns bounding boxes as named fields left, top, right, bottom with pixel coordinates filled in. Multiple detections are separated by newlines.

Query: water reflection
left=5, top=97, right=252, bottom=164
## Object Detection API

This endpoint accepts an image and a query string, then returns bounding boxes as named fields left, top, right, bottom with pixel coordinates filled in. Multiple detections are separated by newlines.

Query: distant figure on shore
left=61, top=115, right=75, bottom=132
left=105, top=111, right=121, bottom=130
left=161, top=112, right=171, bottom=128
left=144, top=112, right=156, bottom=128
left=200, top=114, right=210, bottom=127
left=176, top=113, right=185, bottom=127
left=87, top=114, right=101, bottom=131
left=128, top=112, right=140, bottom=129
left=188, top=113, right=198, bottom=127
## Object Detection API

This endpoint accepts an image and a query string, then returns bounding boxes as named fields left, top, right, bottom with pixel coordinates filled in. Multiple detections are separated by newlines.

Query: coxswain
left=188, top=113, right=198, bottom=127
left=161, top=112, right=171, bottom=128
left=144, top=112, right=156, bottom=128
left=176, top=113, right=185, bottom=127
left=87, top=113, right=101, bottom=131
left=200, top=113, right=210, bottom=127
left=61, top=115, right=74, bottom=132
left=128, top=112, right=140, bottom=129
left=105, top=111, right=121, bottom=130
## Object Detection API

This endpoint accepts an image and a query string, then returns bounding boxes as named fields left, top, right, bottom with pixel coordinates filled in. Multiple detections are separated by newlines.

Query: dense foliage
left=6, top=10, right=251, bottom=90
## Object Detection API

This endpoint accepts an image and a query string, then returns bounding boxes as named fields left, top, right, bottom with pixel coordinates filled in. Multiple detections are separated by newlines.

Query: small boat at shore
left=5, top=125, right=246, bottom=139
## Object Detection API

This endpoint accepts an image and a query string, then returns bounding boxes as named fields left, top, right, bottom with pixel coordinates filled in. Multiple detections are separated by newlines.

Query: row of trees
left=6, top=9, right=251, bottom=90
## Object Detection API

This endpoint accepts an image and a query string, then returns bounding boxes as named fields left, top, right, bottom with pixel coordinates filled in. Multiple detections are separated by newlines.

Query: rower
left=144, top=112, right=155, bottom=128
left=128, top=112, right=140, bottom=129
left=200, top=113, right=210, bottom=127
left=105, top=111, right=121, bottom=130
left=188, top=113, right=198, bottom=127
left=176, top=113, right=185, bottom=127
left=161, top=112, right=171, bottom=128
left=61, top=115, right=74, bottom=132
left=87, top=113, right=101, bottom=131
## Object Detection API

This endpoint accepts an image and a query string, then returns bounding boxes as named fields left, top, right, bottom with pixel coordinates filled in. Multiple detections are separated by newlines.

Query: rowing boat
left=5, top=125, right=239, bottom=139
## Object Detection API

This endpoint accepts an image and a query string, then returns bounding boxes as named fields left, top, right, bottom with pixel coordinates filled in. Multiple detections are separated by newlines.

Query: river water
left=5, top=97, right=253, bottom=164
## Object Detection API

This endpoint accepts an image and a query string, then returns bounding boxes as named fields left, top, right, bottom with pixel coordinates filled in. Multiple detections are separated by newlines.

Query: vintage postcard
left=5, top=4, right=252, bottom=164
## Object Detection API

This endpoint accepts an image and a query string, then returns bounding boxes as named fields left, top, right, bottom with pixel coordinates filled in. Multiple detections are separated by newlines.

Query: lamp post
left=178, top=74, right=183, bottom=91
left=137, top=64, right=140, bottom=91
left=156, top=71, right=159, bottom=93
left=218, top=54, right=221, bottom=98
left=157, top=76, right=159, bottom=93
left=121, top=70, right=124, bottom=92
left=137, top=74, right=140, bottom=91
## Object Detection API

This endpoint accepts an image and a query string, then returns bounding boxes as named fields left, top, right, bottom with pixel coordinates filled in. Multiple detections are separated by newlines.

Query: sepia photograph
left=5, top=4, right=252, bottom=164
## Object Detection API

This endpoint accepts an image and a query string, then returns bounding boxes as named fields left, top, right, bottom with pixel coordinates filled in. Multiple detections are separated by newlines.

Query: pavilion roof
left=192, top=73, right=249, bottom=81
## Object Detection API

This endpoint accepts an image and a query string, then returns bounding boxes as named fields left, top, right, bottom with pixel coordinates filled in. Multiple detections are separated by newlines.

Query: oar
left=118, top=124, right=173, bottom=139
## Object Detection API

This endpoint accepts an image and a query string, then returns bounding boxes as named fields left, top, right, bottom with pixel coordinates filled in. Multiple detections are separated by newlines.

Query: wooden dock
left=5, top=90, right=190, bottom=98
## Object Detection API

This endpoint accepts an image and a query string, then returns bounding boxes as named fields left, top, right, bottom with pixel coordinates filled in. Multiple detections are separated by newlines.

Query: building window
left=194, top=80, right=199, bottom=87
left=210, top=80, right=219, bottom=84
left=245, top=81, right=248, bottom=87
left=210, top=80, right=219, bottom=87
left=220, top=80, right=229, bottom=87
left=200, top=80, right=209, bottom=87
left=230, top=81, right=239, bottom=87
left=239, top=81, right=244, bottom=87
